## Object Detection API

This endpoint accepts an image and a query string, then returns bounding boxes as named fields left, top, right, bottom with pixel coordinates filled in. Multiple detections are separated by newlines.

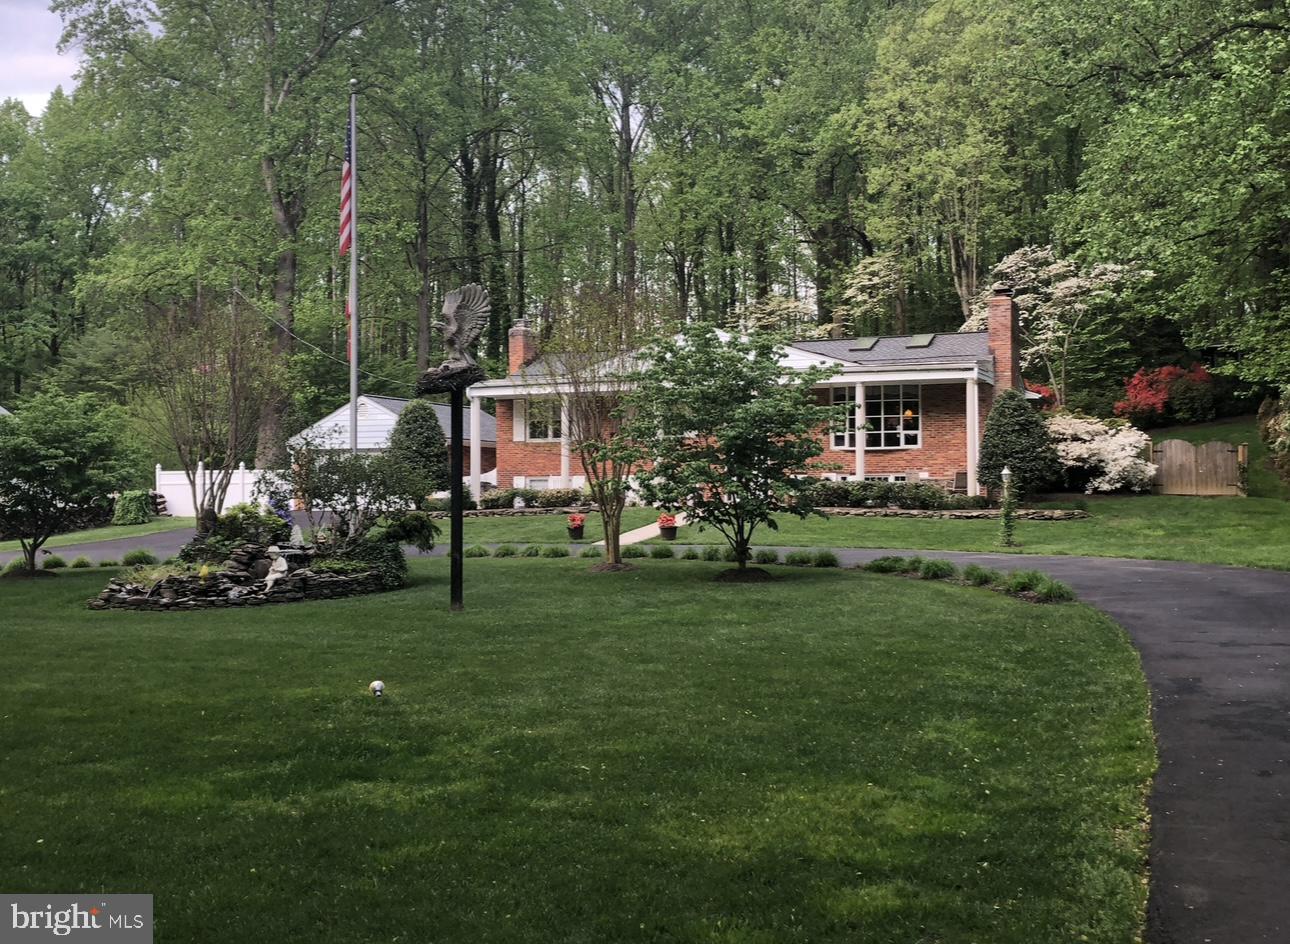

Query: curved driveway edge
left=816, top=547, right=1288, bottom=944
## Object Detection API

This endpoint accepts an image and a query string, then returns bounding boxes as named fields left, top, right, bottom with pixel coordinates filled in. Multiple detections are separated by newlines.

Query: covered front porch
left=814, top=367, right=991, bottom=497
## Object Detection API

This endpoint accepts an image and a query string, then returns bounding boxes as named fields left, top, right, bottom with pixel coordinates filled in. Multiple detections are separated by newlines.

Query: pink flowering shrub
left=1046, top=411, right=1156, bottom=493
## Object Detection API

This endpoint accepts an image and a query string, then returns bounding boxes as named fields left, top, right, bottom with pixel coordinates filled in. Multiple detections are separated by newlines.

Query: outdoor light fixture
left=1002, top=466, right=1012, bottom=484
left=369, top=680, right=385, bottom=697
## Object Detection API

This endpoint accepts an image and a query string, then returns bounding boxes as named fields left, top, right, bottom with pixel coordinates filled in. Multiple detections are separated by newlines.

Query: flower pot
left=567, top=526, right=584, bottom=540
left=659, top=526, right=678, bottom=541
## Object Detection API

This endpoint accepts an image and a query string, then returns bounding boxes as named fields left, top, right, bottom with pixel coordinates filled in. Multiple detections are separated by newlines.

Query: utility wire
left=232, top=288, right=419, bottom=390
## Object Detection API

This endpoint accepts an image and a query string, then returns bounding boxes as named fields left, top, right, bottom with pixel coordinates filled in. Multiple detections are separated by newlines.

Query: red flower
left=657, top=513, right=677, bottom=528
left=567, top=513, right=586, bottom=528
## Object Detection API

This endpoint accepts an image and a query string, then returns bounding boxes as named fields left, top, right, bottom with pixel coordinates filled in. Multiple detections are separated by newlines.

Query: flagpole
left=348, top=78, right=360, bottom=456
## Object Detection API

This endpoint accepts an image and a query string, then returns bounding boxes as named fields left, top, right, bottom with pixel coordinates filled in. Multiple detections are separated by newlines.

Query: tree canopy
left=0, top=0, right=1282, bottom=458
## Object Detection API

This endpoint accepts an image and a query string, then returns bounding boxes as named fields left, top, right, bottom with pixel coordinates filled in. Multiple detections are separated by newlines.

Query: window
left=831, top=387, right=858, bottom=448
left=864, top=384, right=920, bottom=450
left=526, top=399, right=562, bottom=441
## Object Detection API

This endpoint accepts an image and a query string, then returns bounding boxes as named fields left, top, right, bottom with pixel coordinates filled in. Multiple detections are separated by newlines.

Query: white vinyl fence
left=154, top=463, right=281, bottom=517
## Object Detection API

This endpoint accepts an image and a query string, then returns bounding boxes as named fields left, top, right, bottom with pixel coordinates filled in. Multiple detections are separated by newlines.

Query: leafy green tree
left=978, top=388, right=1061, bottom=496
left=623, top=325, right=833, bottom=572
left=0, top=393, right=136, bottom=573
left=387, top=399, right=450, bottom=492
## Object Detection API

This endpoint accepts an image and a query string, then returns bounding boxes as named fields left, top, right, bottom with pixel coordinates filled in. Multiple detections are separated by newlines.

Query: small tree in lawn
left=624, top=325, right=834, bottom=574
left=978, top=388, right=1061, bottom=496
left=541, top=289, right=655, bottom=568
left=0, top=394, right=136, bottom=574
left=387, top=399, right=450, bottom=493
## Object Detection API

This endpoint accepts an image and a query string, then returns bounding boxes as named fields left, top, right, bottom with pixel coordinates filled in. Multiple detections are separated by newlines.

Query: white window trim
left=864, top=383, right=922, bottom=451
left=829, top=384, right=923, bottom=451
left=526, top=398, right=562, bottom=442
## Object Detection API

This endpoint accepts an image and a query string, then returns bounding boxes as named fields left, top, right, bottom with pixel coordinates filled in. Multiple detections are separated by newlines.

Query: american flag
left=339, top=117, right=354, bottom=256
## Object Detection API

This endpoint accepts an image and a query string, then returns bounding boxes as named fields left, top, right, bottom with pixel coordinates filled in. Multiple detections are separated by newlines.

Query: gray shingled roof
left=791, top=331, right=990, bottom=367
left=367, top=396, right=497, bottom=444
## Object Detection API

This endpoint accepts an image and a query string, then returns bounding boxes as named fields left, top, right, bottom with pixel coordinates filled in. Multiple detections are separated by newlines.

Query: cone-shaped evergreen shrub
left=978, top=388, right=1061, bottom=494
left=387, top=399, right=450, bottom=492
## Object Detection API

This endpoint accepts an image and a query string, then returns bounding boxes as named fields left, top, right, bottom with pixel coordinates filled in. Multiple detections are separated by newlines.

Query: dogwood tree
left=624, top=325, right=834, bottom=574
left=962, top=245, right=1151, bottom=405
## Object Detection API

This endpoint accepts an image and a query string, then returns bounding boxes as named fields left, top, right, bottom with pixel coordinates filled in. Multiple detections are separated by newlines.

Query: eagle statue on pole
left=417, top=283, right=490, bottom=395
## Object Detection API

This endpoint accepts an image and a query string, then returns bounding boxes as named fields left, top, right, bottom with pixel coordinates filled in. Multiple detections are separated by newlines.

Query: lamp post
left=999, top=465, right=1017, bottom=547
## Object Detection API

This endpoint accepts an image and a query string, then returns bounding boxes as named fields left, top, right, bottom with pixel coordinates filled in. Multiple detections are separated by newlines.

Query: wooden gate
left=1151, top=440, right=1247, bottom=496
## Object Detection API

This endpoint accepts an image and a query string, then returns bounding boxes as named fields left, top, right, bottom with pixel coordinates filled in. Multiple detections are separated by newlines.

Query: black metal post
left=450, top=387, right=465, bottom=610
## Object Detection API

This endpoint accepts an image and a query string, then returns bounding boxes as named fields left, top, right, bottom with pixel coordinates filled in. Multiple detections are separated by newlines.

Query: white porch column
left=966, top=376, right=980, bottom=496
left=853, top=382, right=865, bottom=479
left=559, top=400, right=571, bottom=486
left=469, top=395, right=482, bottom=501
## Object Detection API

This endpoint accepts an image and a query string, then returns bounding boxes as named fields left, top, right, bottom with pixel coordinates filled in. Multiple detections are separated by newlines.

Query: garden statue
left=418, top=283, right=490, bottom=395
left=415, top=284, right=491, bottom=611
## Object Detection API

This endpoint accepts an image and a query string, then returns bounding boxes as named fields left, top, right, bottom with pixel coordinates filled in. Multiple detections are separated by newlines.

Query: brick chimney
left=987, top=282, right=1022, bottom=390
left=508, top=319, right=538, bottom=375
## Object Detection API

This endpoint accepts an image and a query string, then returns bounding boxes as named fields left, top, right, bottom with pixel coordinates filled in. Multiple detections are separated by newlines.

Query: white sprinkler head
left=369, top=680, right=385, bottom=697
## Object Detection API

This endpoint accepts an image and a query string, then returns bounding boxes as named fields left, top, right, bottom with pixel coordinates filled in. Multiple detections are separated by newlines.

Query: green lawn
left=0, top=517, right=196, bottom=553
left=463, top=506, right=658, bottom=544
left=1151, top=415, right=1287, bottom=500
left=0, top=559, right=1153, bottom=943
left=652, top=495, right=1290, bottom=569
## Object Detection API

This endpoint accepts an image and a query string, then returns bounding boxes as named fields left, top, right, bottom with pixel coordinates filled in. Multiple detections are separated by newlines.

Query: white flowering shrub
left=1045, top=411, right=1156, bottom=493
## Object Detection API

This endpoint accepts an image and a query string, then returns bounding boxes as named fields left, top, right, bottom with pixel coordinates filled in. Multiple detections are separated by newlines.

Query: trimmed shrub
left=111, top=490, right=154, bottom=526
left=492, top=544, right=518, bottom=558
left=753, top=548, right=779, bottom=565
left=381, top=511, right=441, bottom=553
left=386, top=398, right=450, bottom=491
left=479, top=487, right=541, bottom=510
left=978, top=388, right=1062, bottom=495
left=649, top=544, right=675, bottom=559
left=579, top=546, right=603, bottom=558
left=812, top=550, right=840, bottom=568
left=784, top=550, right=813, bottom=567
left=918, top=559, right=957, bottom=580
left=343, top=539, right=408, bottom=589
left=97, top=559, right=119, bottom=568
left=541, top=545, right=570, bottom=558
left=681, top=548, right=700, bottom=560
left=533, top=488, right=587, bottom=508
left=122, top=549, right=158, bottom=566
left=1004, top=569, right=1045, bottom=593
left=70, top=556, right=93, bottom=569
left=721, top=546, right=742, bottom=563
left=521, top=545, right=542, bottom=557
left=621, top=545, right=648, bottom=559
left=211, top=503, right=291, bottom=546
left=41, top=555, right=67, bottom=570
left=1035, top=577, right=1076, bottom=602
left=3, top=558, right=27, bottom=575
left=464, top=545, right=490, bottom=558
left=902, top=556, right=926, bottom=574
left=962, top=564, right=1001, bottom=586
left=804, top=479, right=953, bottom=510
left=863, top=555, right=910, bottom=574
left=701, top=546, right=723, bottom=562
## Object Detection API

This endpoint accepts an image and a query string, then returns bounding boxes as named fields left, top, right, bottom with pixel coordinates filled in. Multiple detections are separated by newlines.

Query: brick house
left=463, top=285, right=1024, bottom=499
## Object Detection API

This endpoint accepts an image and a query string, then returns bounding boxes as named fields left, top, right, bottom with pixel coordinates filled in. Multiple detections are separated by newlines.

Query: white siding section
left=293, top=396, right=400, bottom=452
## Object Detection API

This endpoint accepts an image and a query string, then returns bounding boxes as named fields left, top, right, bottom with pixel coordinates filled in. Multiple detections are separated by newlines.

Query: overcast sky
left=1, top=0, right=81, bottom=115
